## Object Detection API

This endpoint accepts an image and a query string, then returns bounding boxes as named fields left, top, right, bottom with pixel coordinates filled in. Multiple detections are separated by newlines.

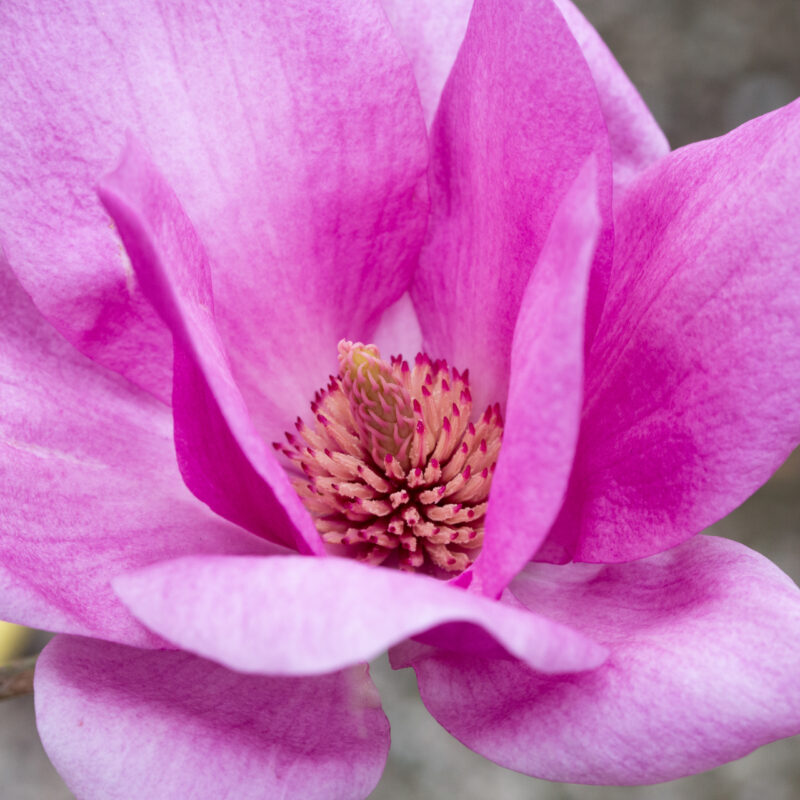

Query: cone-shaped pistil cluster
left=275, top=341, right=503, bottom=575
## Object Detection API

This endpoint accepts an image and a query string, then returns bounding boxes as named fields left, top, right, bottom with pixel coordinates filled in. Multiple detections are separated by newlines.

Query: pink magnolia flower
left=2, top=0, right=800, bottom=796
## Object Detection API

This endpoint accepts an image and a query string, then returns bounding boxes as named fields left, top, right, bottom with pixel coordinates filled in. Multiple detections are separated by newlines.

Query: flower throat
left=276, top=341, right=503, bottom=576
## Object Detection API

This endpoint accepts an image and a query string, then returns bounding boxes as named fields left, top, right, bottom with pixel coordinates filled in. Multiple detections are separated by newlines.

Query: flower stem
left=0, top=655, right=37, bottom=701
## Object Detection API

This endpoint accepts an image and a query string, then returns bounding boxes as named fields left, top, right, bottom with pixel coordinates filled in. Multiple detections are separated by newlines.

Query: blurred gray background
left=2, top=1, right=799, bottom=797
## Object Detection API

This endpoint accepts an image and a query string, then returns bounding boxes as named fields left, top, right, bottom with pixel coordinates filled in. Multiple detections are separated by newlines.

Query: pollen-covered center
left=275, top=340, right=503, bottom=575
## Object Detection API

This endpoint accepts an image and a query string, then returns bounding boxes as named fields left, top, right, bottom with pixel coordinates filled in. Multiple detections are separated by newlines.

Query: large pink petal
left=0, top=257, right=273, bottom=646
left=113, top=554, right=606, bottom=676
left=36, top=636, right=388, bottom=800
left=98, top=138, right=322, bottom=555
left=541, top=99, right=800, bottom=564
left=381, top=0, right=669, bottom=185
left=380, top=0, right=473, bottom=128
left=406, top=536, right=800, bottom=784
left=411, top=0, right=613, bottom=411
left=553, top=0, right=669, bottom=186
left=0, top=0, right=428, bottom=428
left=469, top=158, right=601, bottom=597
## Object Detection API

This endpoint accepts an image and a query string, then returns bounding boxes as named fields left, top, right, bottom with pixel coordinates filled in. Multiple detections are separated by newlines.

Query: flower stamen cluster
left=275, top=340, right=503, bottom=574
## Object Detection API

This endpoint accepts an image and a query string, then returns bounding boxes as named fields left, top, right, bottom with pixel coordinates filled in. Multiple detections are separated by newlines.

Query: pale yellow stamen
left=276, top=340, right=503, bottom=576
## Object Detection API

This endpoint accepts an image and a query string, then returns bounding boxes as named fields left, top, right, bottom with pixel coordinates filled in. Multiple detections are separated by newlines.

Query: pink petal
left=541, top=99, right=800, bottom=564
left=469, top=158, right=601, bottom=597
left=0, top=0, right=428, bottom=427
left=113, top=554, right=607, bottom=676
left=372, top=292, right=423, bottom=361
left=36, top=636, right=388, bottom=800
left=98, top=137, right=322, bottom=555
left=406, top=535, right=800, bottom=784
left=381, top=0, right=473, bottom=128
left=382, top=0, right=669, bottom=186
left=411, top=0, right=613, bottom=410
left=553, top=0, right=670, bottom=186
left=0, top=256, right=273, bottom=646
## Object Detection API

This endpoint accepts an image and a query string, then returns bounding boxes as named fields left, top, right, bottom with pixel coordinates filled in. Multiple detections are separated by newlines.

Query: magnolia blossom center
left=275, top=340, right=503, bottom=575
